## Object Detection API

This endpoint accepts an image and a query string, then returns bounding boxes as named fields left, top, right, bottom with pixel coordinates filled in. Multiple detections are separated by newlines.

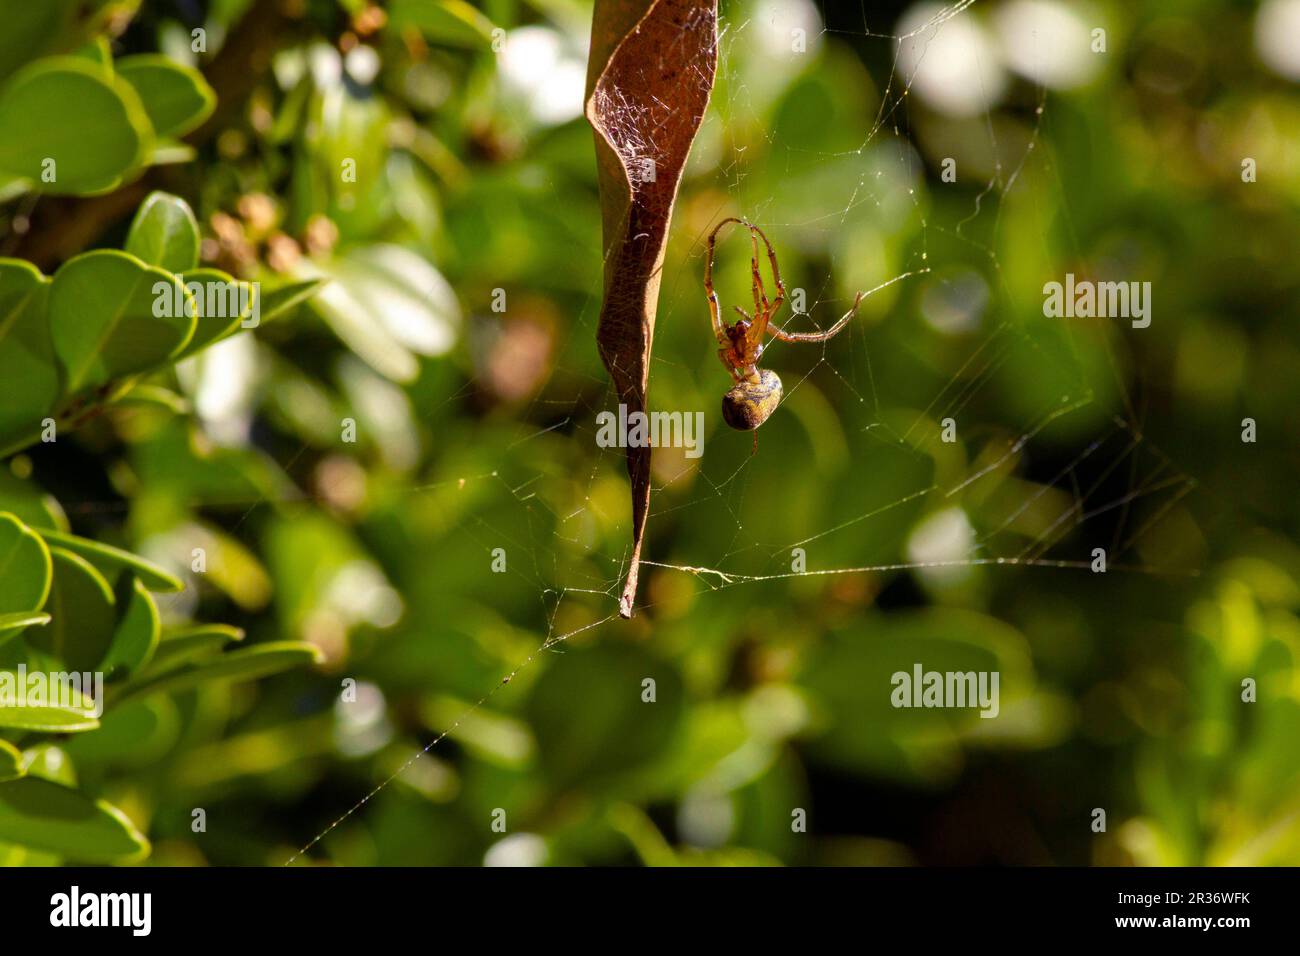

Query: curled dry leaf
left=585, top=0, right=718, bottom=618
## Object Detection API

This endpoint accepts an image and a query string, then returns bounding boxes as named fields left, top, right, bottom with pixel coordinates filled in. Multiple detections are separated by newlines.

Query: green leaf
left=0, top=512, right=53, bottom=646
left=387, top=0, right=497, bottom=48
left=125, top=191, right=200, bottom=273
left=35, top=527, right=183, bottom=592
left=0, top=741, right=21, bottom=782
left=115, top=54, right=215, bottom=139
left=176, top=276, right=325, bottom=360
left=173, top=268, right=258, bottom=359
left=119, top=641, right=322, bottom=703
left=31, top=547, right=117, bottom=672
left=0, top=260, right=59, bottom=450
left=0, top=611, right=50, bottom=630
left=22, top=744, right=77, bottom=786
left=63, top=697, right=179, bottom=767
left=0, top=5, right=74, bottom=83
left=109, top=383, right=189, bottom=415
left=101, top=577, right=159, bottom=679
left=48, top=250, right=197, bottom=393
left=148, top=139, right=196, bottom=166
left=0, top=776, right=149, bottom=863
left=257, top=278, right=325, bottom=323
left=0, top=1, right=129, bottom=85
left=72, top=38, right=113, bottom=71
left=0, top=57, right=151, bottom=195
left=0, top=669, right=100, bottom=733
left=147, top=624, right=244, bottom=673
left=0, top=692, right=99, bottom=733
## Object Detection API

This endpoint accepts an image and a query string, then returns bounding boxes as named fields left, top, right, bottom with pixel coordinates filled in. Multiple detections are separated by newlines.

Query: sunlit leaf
left=0, top=512, right=53, bottom=646
left=125, top=190, right=201, bottom=273
left=118, top=641, right=323, bottom=703
left=0, top=741, right=22, bottom=782
left=0, top=260, right=59, bottom=451
left=101, top=576, right=160, bottom=679
left=115, top=54, right=215, bottom=138
left=31, top=547, right=117, bottom=672
left=48, top=250, right=196, bottom=393
left=35, top=527, right=183, bottom=593
left=0, top=57, right=151, bottom=194
left=0, top=776, right=149, bottom=863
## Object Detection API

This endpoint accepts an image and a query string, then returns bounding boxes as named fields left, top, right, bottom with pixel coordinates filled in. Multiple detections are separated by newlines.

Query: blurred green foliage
left=0, top=0, right=1297, bottom=866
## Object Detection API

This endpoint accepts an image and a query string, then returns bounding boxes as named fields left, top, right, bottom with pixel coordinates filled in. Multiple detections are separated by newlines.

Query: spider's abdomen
left=722, top=368, right=783, bottom=430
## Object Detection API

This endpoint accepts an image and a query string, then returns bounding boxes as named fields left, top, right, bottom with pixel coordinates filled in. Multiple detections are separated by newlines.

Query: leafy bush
left=0, top=9, right=322, bottom=863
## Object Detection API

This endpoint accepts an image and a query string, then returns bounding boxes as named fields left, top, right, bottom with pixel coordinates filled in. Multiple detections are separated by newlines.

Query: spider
left=705, top=217, right=866, bottom=430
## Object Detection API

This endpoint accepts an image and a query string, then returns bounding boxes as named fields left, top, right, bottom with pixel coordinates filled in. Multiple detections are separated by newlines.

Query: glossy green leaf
left=21, top=744, right=77, bottom=786
left=180, top=276, right=325, bottom=359
left=48, top=250, right=196, bottom=393
left=63, top=697, right=179, bottom=767
left=0, top=741, right=21, bottom=782
left=388, top=0, right=497, bottom=48
left=101, top=576, right=159, bottom=679
left=0, top=512, right=53, bottom=646
left=0, top=260, right=59, bottom=450
left=115, top=54, right=215, bottom=139
left=31, top=547, right=117, bottom=672
left=0, top=693, right=99, bottom=733
left=0, top=611, right=50, bottom=631
left=173, top=268, right=258, bottom=359
left=0, top=0, right=121, bottom=84
left=0, top=5, right=73, bottom=83
left=149, top=139, right=196, bottom=166
left=72, top=38, right=112, bottom=71
left=119, top=641, right=322, bottom=703
left=259, top=279, right=326, bottom=322
left=0, top=58, right=150, bottom=195
left=147, top=624, right=244, bottom=673
left=109, top=383, right=189, bottom=414
left=0, top=776, right=149, bottom=863
left=125, top=190, right=200, bottom=273
left=36, top=528, right=183, bottom=593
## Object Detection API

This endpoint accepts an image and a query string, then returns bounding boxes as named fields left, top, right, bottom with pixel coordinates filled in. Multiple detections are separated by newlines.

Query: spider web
left=282, top=0, right=1204, bottom=863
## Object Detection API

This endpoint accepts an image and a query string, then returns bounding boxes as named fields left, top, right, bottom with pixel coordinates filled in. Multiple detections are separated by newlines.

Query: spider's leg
left=767, top=291, right=866, bottom=343
left=750, top=223, right=784, bottom=316
left=704, top=222, right=730, bottom=349
left=745, top=224, right=784, bottom=347
left=748, top=226, right=768, bottom=317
